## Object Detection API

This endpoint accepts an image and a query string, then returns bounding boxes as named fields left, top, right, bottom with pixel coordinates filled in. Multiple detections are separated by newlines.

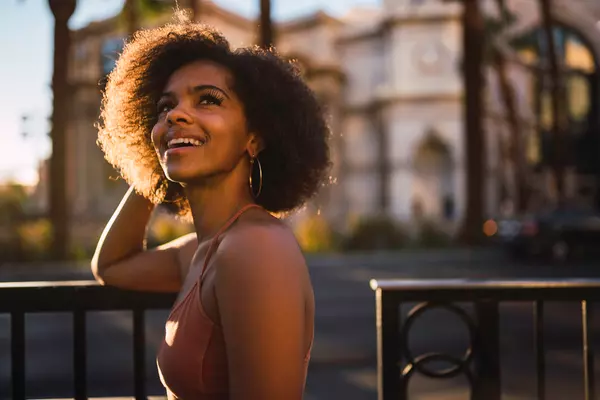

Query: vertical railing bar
left=376, top=288, right=385, bottom=400
left=10, top=311, right=26, bottom=400
left=534, top=301, right=546, bottom=400
left=582, top=300, right=595, bottom=400
left=133, top=308, right=147, bottom=400
left=470, top=300, right=477, bottom=400
left=474, top=300, right=501, bottom=400
left=376, top=289, right=402, bottom=400
left=73, top=310, right=87, bottom=400
left=398, top=302, right=407, bottom=400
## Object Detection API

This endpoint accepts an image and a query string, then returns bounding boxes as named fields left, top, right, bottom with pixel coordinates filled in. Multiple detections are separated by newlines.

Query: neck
left=185, top=174, right=256, bottom=243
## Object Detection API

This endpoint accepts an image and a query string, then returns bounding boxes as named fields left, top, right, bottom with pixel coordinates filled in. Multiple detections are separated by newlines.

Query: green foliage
left=17, top=218, right=53, bottom=260
left=0, top=184, right=28, bottom=262
left=146, top=210, right=194, bottom=248
left=343, top=215, right=408, bottom=252
left=0, top=184, right=26, bottom=224
left=413, top=220, right=452, bottom=248
left=70, top=242, right=91, bottom=261
left=139, top=0, right=174, bottom=15
left=295, top=214, right=337, bottom=253
left=117, top=0, right=175, bottom=31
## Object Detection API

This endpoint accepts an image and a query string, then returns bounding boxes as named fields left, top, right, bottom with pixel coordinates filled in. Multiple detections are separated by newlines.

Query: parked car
left=488, top=207, right=600, bottom=261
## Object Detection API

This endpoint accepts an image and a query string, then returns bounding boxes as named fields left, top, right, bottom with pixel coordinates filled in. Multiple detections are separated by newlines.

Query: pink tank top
left=156, top=204, right=313, bottom=399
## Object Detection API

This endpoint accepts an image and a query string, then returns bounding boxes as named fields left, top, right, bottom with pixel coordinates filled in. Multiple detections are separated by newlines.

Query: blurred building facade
left=485, top=0, right=600, bottom=214
left=49, top=0, right=600, bottom=241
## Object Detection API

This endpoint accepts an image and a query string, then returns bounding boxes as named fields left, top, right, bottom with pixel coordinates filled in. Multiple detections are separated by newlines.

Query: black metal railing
left=0, top=280, right=176, bottom=400
left=370, top=278, right=600, bottom=400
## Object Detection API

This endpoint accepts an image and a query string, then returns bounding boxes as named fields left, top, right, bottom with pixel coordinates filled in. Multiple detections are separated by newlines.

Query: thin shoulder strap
left=199, top=203, right=262, bottom=282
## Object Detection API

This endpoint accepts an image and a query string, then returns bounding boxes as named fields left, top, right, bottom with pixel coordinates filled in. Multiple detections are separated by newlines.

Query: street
left=2, top=248, right=600, bottom=399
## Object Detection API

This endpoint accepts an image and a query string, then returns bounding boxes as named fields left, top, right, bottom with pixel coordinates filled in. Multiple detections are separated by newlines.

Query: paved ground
left=1, top=248, right=600, bottom=399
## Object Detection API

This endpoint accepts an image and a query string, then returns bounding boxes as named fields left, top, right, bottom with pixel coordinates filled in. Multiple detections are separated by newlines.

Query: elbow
left=90, top=254, right=109, bottom=286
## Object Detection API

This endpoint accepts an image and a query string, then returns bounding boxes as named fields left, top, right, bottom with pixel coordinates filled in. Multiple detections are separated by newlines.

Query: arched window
left=511, top=24, right=599, bottom=170
left=513, top=25, right=597, bottom=125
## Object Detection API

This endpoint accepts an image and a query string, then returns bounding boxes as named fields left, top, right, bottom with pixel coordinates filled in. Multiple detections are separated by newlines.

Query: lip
left=165, top=129, right=208, bottom=148
left=162, top=129, right=208, bottom=157
left=164, top=145, right=204, bottom=157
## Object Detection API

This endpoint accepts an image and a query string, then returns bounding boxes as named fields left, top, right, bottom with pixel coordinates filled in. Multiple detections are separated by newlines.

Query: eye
left=198, top=91, right=224, bottom=106
left=157, top=99, right=173, bottom=115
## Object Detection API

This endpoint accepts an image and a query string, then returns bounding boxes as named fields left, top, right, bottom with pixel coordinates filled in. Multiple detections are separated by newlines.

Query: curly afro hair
left=97, top=14, right=331, bottom=218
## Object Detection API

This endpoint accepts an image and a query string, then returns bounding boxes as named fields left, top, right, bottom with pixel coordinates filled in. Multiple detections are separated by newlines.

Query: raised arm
left=91, top=186, right=197, bottom=292
left=215, top=225, right=310, bottom=400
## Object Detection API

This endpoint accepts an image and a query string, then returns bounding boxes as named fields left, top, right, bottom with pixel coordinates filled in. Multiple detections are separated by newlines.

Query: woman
left=91, top=13, right=330, bottom=400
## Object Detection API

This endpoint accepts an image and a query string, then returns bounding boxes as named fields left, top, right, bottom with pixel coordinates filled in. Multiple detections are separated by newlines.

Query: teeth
left=167, top=137, right=205, bottom=148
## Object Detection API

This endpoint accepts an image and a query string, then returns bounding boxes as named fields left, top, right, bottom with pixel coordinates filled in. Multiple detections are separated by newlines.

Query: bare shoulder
left=214, top=215, right=308, bottom=286
left=213, top=214, right=312, bottom=399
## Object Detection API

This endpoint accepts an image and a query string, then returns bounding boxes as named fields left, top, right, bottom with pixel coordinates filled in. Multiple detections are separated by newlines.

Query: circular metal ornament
left=401, top=302, right=477, bottom=379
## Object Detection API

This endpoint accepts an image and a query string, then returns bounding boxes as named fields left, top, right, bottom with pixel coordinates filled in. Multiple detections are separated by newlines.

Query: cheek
left=150, top=125, right=163, bottom=153
left=204, top=116, right=248, bottom=151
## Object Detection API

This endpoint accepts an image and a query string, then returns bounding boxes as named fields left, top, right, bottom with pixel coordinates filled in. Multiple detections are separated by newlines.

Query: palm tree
left=492, top=48, right=525, bottom=208
left=45, top=0, right=162, bottom=260
left=539, top=0, right=566, bottom=205
left=48, top=0, right=76, bottom=260
left=121, top=0, right=174, bottom=36
left=123, top=0, right=139, bottom=35
left=461, top=0, right=486, bottom=244
left=491, top=0, right=528, bottom=212
left=259, top=0, right=273, bottom=48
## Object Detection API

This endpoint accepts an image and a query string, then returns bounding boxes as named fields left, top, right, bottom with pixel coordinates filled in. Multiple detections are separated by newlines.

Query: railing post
left=534, top=301, right=546, bottom=400
left=0, top=281, right=177, bottom=400
left=73, top=309, right=87, bottom=400
left=133, top=308, right=147, bottom=400
left=376, top=289, right=403, bottom=400
left=582, top=300, right=595, bottom=400
left=11, top=311, right=26, bottom=400
left=473, top=300, right=501, bottom=400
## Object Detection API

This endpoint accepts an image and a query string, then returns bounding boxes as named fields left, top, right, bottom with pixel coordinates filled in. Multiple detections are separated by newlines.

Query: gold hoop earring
left=249, top=155, right=263, bottom=199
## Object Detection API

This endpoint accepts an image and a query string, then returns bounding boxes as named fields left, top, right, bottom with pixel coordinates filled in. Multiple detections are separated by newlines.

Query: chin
left=164, top=170, right=197, bottom=185
left=163, top=165, right=210, bottom=185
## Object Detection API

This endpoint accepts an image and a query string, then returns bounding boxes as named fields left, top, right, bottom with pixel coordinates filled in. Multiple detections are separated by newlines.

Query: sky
left=0, top=0, right=379, bottom=186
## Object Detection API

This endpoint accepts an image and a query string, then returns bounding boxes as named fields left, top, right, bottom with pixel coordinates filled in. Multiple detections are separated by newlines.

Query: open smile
left=164, top=136, right=207, bottom=157
left=167, top=137, right=206, bottom=149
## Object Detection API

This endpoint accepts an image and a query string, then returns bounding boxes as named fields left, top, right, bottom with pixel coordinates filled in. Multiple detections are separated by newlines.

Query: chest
left=175, top=244, right=221, bottom=322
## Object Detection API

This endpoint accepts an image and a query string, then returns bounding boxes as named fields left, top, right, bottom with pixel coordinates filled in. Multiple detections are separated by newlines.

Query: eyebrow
left=160, top=84, right=231, bottom=100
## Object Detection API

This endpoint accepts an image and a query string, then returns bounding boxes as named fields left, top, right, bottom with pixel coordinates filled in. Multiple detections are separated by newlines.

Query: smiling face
left=151, top=60, right=258, bottom=185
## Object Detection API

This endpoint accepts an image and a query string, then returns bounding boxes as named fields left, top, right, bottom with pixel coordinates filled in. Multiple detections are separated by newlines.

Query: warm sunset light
left=3, top=1, right=600, bottom=399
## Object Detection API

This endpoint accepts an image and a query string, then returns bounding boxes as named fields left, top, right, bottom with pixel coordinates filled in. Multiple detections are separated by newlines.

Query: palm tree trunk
left=259, top=0, right=273, bottom=49
left=124, top=0, right=139, bottom=36
left=189, top=0, right=199, bottom=21
left=48, top=0, right=76, bottom=260
left=539, top=0, right=565, bottom=205
left=492, top=0, right=528, bottom=212
left=492, top=48, right=528, bottom=212
left=495, top=126, right=510, bottom=209
left=461, top=0, right=486, bottom=244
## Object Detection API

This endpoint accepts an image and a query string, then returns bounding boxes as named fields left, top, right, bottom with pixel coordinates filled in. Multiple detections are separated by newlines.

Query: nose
left=166, top=106, right=192, bottom=126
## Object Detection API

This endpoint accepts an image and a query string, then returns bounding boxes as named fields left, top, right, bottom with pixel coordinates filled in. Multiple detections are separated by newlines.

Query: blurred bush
left=413, top=219, right=452, bottom=248
left=294, top=214, right=337, bottom=253
left=147, top=209, right=195, bottom=248
left=0, top=184, right=27, bottom=262
left=17, top=218, right=53, bottom=259
left=343, top=215, right=408, bottom=251
left=0, top=232, right=23, bottom=262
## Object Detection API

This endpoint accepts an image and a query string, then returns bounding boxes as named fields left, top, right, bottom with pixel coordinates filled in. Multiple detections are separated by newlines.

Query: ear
left=246, top=133, right=265, bottom=157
